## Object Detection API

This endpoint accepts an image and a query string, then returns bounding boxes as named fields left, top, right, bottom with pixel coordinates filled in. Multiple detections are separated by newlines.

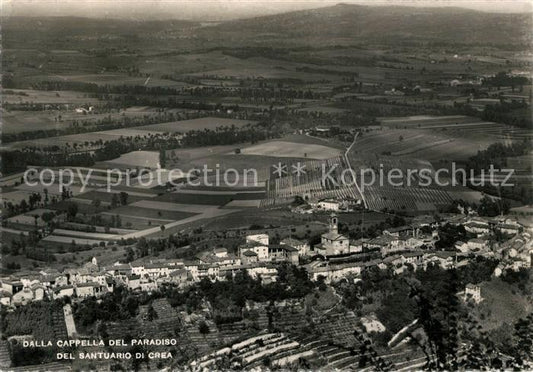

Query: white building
left=317, top=199, right=341, bottom=211
left=464, top=284, right=482, bottom=304
left=239, top=239, right=269, bottom=262
left=246, top=234, right=269, bottom=246
left=280, top=238, right=310, bottom=256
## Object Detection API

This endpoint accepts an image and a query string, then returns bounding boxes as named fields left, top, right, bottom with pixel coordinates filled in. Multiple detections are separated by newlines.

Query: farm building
left=268, top=245, right=299, bottom=264
left=241, top=250, right=259, bottom=265
left=198, top=247, right=241, bottom=267
left=317, top=199, right=341, bottom=211
left=464, top=219, right=491, bottom=235
left=280, top=237, right=310, bottom=256
left=246, top=233, right=269, bottom=246
left=239, top=240, right=269, bottom=262
left=463, top=284, right=483, bottom=304
left=53, top=285, right=75, bottom=299
left=360, top=314, right=386, bottom=333
left=0, top=278, right=23, bottom=295
left=467, top=238, right=489, bottom=251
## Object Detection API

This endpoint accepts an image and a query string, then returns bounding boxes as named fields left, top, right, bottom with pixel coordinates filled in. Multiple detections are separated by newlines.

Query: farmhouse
left=313, top=127, right=330, bottom=135
left=241, top=250, right=259, bottom=265
left=280, top=237, right=309, bottom=256
left=467, top=238, right=489, bottom=251
left=349, top=238, right=368, bottom=253
left=12, top=288, right=35, bottom=306
left=463, top=284, right=482, bottom=304
left=144, top=263, right=171, bottom=278
left=384, top=88, right=405, bottom=96
left=247, top=264, right=278, bottom=283
left=383, top=225, right=417, bottom=237
left=1, top=291, right=11, bottom=306
left=76, top=282, right=106, bottom=298
left=317, top=199, right=341, bottom=211
left=197, top=264, right=219, bottom=281
left=53, top=285, right=75, bottom=299
left=268, top=245, right=299, bottom=264
left=367, top=235, right=404, bottom=256
left=184, top=261, right=200, bottom=280
left=126, top=275, right=141, bottom=290
left=198, top=247, right=241, bottom=267
left=309, top=262, right=363, bottom=283
left=107, top=264, right=132, bottom=279
left=424, top=251, right=456, bottom=269
left=165, top=269, right=190, bottom=285
left=455, top=241, right=469, bottom=253
left=360, top=314, right=386, bottom=333
left=239, top=238, right=269, bottom=262
left=495, top=219, right=522, bottom=235
left=400, top=251, right=425, bottom=267
left=464, top=219, right=491, bottom=236
left=246, top=234, right=269, bottom=246
left=1, top=278, right=23, bottom=295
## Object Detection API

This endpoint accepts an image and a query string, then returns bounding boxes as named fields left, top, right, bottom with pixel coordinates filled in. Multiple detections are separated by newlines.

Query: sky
left=3, top=0, right=532, bottom=20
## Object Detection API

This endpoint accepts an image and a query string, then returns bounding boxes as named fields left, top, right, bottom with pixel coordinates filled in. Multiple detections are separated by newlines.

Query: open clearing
left=239, top=141, right=341, bottom=160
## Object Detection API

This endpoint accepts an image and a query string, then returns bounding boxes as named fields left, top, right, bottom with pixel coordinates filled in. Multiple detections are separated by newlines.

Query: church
left=314, top=214, right=350, bottom=256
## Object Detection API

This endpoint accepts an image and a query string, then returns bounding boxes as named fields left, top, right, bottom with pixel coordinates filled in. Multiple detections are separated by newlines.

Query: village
left=2, top=203, right=531, bottom=308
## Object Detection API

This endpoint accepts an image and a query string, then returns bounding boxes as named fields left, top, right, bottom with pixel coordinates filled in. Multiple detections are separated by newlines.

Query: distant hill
left=2, top=16, right=198, bottom=50
left=2, top=4, right=531, bottom=50
left=2, top=16, right=197, bottom=34
left=211, top=3, right=532, bottom=46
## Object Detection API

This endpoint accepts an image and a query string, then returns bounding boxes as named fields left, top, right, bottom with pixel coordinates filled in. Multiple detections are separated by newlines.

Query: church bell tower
left=329, top=213, right=338, bottom=233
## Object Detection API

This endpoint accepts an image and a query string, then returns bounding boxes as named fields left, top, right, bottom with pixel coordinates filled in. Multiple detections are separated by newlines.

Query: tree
left=477, top=196, right=509, bottom=217
left=41, top=212, right=55, bottom=224
left=511, top=314, right=533, bottom=367
left=43, top=188, right=49, bottom=204
left=198, top=321, right=210, bottom=335
left=119, top=192, right=129, bottom=206
left=147, top=304, right=158, bottom=321
left=111, top=194, right=119, bottom=208
left=292, top=195, right=306, bottom=206
left=125, top=247, right=134, bottom=262
left=66, top=202, right=78, bottom=221
left=91, top=198, right=101, bottom=213
left=159, top=149, right=166, bottom=168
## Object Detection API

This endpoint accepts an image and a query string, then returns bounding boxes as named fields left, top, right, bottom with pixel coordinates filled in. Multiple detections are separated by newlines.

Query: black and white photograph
left=0, top=0, right=532, bottom=370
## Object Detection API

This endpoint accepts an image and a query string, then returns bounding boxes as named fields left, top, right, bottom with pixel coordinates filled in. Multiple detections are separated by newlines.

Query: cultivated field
left=352, top=126, right=499, bottom=162
left=239, top=141, right=341, bottom=160
left=2, top=107, right=165, bottom=134
left=103, top=150, right=161, bottom=169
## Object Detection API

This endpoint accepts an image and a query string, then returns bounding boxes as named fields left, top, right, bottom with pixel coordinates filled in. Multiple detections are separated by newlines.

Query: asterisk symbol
left=292, top=162, right=307, bottom=177
left=272, top=162, right=288, bottom=177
